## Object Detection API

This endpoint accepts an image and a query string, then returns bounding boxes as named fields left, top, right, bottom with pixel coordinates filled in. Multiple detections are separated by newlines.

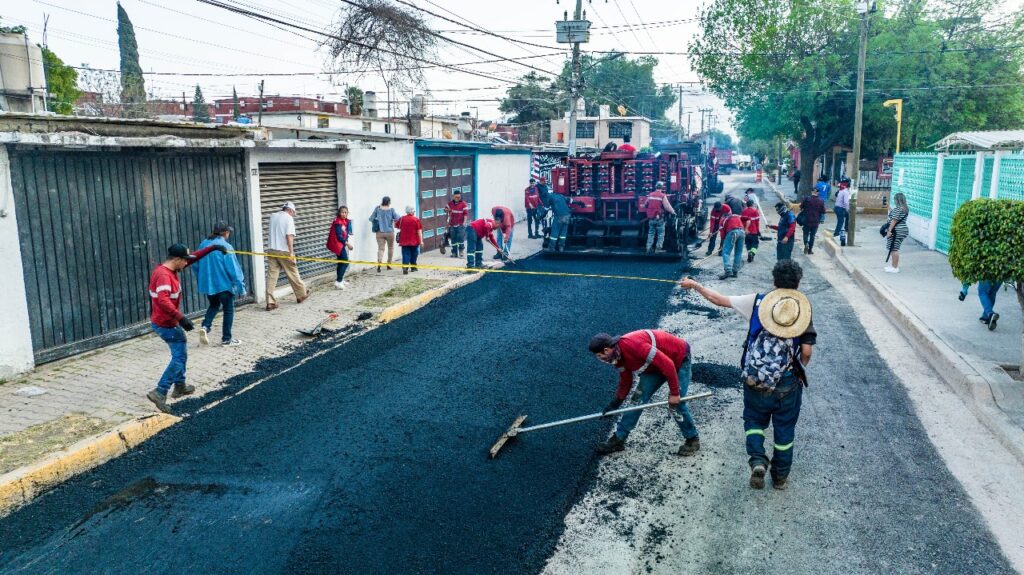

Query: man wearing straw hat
left=680, top=260, right=816, bottom=490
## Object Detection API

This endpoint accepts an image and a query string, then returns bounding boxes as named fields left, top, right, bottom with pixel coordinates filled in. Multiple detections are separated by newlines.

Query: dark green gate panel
left=9, top=147, right=253, bottom=363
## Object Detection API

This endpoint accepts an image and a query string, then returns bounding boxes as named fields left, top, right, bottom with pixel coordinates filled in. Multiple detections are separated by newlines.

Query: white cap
left=282, top=201, right=296, bottom=212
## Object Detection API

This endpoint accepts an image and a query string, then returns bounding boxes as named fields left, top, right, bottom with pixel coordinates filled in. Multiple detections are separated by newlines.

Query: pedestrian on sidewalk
left=814, top=175, right=830, bottom=224
left=370, top=197, right=400, bottom=273
left=146, top=242, right=224, bottom=413
left=196, top=221, right=246, bottom=347
left=720, top=208, right=745, bottom=279
left=798, top=194, right=826, bottom=254
left=680, top=259, right=816, bottom=490
left=645, top=181, right=677, bottom=254
left=977, top=280, right=1002, bottom=330
left=706, top=201, right=727, bottom=255
left=833, top=178, right=851, bottom=245
left=792, top=168, right=801, bottom=195
left=265, top=202, right=309, bottom=311
left=546, top=192, right=571, bottom=251
left=525, top=179, right=543, bottom=238
left=446, top=191, right=470, bottom=259
left=589, top=330, right=700, bottom=456
left=741, top=199, right=761, bottom=263
left=491, top=205, right=514, bottom=258
left=883, top=192, right=909, bottom=273
left=466, top=215, right=505, bottom=268
left=396, top=206, right=424, bottom=275
left=327, top=206, right=354, bottom=290
left=768, top=202, right=797, bottom=261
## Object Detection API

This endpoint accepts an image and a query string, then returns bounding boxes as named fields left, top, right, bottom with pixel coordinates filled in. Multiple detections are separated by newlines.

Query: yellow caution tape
left=228, top=250, right=682, bottom=284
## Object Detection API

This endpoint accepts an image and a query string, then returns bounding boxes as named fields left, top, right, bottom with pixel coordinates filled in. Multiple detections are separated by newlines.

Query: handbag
left=880, top=212, right=907, bottom=237
left=795, top=210, right=806, bottom=227
left=371, top=208, right=381, bottom=233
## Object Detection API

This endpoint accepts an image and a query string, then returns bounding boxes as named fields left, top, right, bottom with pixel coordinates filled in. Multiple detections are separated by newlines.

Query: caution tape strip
left=228, top=250, right=682, bottom=284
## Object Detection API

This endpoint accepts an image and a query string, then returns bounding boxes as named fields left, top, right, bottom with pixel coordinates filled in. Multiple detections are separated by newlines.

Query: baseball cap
left=167, top=243, right=190, bottom=259
left=282, top=201, right=297, bottom=212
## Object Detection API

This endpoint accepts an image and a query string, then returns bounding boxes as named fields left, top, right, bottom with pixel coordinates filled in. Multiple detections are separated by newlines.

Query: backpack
left=740, top=294, right=798, bottom=393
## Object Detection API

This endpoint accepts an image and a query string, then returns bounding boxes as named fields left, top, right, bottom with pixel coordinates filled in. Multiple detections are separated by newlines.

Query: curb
left=819, top=233, right=1024, bottom=465
left=0, top=262, right=505, bottom=518
left=0, top=413, right=178, bottom=517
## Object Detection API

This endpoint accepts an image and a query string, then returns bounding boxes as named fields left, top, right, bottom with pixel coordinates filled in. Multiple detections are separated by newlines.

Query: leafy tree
left=345, top=86, right=364, bottom=116
left=117, top=2, right=147, bottom=118
left=705, top=128, right=733, bottom=149
left=499, top=72, right=563, bottom=143
left=737, top=137, right=775, bottom=162
left=39, top=46, right=80, bottom=115
left=559, top=52, right=676, bottom=119
left=231, top=86, right=240, bottom=120
left=0, top=17, right=27, bottom=34
left=949, top=199, right=1024, bottom=365
left=192, top=85, right=210, bottom=122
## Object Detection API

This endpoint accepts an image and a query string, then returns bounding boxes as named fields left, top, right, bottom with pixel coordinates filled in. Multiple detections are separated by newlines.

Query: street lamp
left=882, top=98, right=903, bottom=154
left=847, top=0, right=877, bottom=247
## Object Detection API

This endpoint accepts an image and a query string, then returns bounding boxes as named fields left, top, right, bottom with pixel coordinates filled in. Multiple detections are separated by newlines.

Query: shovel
left=489, top=391, right=712, bottom=458
left=297, top=313, right=338, bottom=337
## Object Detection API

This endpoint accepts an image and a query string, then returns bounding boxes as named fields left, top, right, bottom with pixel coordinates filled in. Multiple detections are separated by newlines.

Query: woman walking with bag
left=327, top=206, right=353, bottom=290
left=882, top=192, right=909, bottom=273
left=369, top=196, right=399, bottom=272
left=395, top=206, right=424, bottom=275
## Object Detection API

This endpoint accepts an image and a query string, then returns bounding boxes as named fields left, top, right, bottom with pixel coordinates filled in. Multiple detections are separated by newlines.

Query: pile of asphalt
left=0, top=255, right=687, bottom=575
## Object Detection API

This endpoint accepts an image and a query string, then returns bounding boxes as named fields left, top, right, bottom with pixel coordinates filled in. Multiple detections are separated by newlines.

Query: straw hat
left=757, top=289, right=812, bottom=338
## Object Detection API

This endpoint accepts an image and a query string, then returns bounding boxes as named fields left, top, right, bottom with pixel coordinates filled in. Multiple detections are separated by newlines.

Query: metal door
left=258, top=162, right=339, bottom=284
left=417, top=155, right=474, bottom=252
left=9, top=147, right=252, bottom=363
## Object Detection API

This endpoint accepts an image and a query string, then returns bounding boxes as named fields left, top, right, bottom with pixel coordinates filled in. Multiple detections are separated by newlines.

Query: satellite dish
left=617, top=105, right=627, bottom=116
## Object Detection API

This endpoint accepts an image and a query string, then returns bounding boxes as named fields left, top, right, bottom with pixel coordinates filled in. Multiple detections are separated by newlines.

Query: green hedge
left=949, top=199, right=1024, bottom=284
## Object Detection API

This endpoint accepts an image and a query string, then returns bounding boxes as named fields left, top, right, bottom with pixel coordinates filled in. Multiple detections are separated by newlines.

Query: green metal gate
left=934, top=155, right=976, bottom=253
left=9, top=147, right=253, bottom=363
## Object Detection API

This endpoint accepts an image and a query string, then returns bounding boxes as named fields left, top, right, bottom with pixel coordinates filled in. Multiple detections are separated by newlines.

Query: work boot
left=747, top=252, right=754, bottom=263
left=265, top=303, right=278, bottom=311
left=147, top=390, right=171, bottom=414
left=677, top=437, right=701, bottom=456
left=749, top=463, right=767, bottom=489
left=170, top=383, right=196, bottom=399
left=719, top=271, right=732, bottom=280
left=596, top=435, right=625, bottom=455
left=730, top=271, right=739, bottom=278
left=772, top=474, right=789, bottom=490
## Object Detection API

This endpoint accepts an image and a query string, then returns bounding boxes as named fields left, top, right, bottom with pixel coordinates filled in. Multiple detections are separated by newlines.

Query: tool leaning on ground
left=489, top=391, right=713, bottom=458
left=297, top=313, right=338, bottom=337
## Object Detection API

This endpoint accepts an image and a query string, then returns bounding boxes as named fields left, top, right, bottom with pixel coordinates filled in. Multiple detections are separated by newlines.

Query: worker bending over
left=466, top=214, right=507, bottom=268
left=589, top=330, right=700, bottom=456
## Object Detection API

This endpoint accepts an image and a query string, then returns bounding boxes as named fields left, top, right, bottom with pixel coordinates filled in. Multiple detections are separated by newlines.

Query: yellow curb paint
left=0, top=414, right=179, bottom=517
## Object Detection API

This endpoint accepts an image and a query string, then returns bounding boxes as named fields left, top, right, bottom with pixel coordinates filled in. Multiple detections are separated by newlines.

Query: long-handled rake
left=488, top=391, right=712, bottom=458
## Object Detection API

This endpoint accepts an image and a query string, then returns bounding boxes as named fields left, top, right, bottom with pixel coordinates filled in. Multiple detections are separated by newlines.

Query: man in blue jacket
left=195, top=221, right=247, bottom=346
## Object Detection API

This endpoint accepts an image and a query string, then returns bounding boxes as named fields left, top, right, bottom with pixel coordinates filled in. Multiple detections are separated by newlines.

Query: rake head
left=488, top=415, right=527, bottom=459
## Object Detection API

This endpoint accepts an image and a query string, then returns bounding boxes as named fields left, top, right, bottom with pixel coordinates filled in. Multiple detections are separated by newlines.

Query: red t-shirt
left=469, top=218, right=500, bottom=248
left=710, top=204, right=729, bottom=232
left=740, top=207, right=761, bottom=235
left=525, top=187, right=542, bottom=209
left=491, top=206, right=514, bottom=232
left=148, top=245, right=216, bottom=328
left=395, top=215, right=423, bottom=247
left=612, top=330, right=690, bottom=399
left=618, top=143, right=637, bottom=154
left=719, top=213, right=744, bottom=240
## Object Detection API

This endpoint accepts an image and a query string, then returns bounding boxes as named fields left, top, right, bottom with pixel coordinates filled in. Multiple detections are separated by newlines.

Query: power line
left=392, top=0, right=561, bottom=52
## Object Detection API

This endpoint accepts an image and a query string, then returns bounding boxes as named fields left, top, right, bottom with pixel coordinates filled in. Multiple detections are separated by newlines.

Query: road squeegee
left=489, top=391, right=712, bottom=458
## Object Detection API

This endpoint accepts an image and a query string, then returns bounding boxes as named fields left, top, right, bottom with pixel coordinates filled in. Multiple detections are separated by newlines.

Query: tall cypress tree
left=192, top=85, right=210, bottom=122
left=117, top=2, right=147, bottom=117
left=232, top=86, right=240, bottom=120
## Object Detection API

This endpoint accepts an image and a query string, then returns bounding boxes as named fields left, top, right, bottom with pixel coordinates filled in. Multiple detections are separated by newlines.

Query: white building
left=549, top=106, right=652, bottom=150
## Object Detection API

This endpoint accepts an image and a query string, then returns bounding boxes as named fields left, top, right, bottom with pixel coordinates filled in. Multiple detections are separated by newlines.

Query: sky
left=3, top=0, right=734, bottom=135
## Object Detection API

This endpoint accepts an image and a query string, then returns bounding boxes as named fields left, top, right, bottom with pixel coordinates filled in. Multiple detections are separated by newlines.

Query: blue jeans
left=202, top=291, right=235, bottom=343
left=152, top=323, right=188, bottom=394
left=336, top=246, right=349, bottom=281
left=496, top=226, right=513, bottom=254
left=466, top=226, right=484, bottom=267
left=776, top=238, right=794, bottom=261
left=833, top=207, right=848, bottom=236
left=614, top=356, right=699, bottom=441
left=646, top=218, right=667, bottom=251
left=401, top=245, right=419, bottom=267
left=978, top=281, right=999, bottom=320
left=743, top=374, right=802, bottom=479
left=722, top=228, right=744, bottom=273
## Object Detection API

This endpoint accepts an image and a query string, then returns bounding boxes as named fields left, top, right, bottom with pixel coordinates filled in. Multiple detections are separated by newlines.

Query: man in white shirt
left=265, top=201, right=309, bottom=311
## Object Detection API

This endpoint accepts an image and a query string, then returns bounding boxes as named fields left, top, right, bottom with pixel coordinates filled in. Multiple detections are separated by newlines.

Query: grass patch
left=358, top=278, right=446, bottom=308
left=0, top=413, right=117, bottom=475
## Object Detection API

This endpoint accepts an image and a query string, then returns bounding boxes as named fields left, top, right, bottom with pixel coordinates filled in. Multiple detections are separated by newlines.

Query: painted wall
left=476, top=153, right=533, bottom=222
left=342, top=141, right=418, bottom=265
left=0, top=146, right=37, bottom=377
left=260, top=113, right=411, bottom=136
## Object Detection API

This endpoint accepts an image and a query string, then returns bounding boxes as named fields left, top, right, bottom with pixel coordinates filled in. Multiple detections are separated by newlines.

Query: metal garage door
left=9, top=147, right=252, bottom=363
left=417, top=155, right=474, bottom=252
left=258, top=162, right=339, bottom=284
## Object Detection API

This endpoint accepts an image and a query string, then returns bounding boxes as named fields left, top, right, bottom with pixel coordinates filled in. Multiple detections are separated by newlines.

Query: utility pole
left=257, top=79, right=265, bottom=127
left=560, top=0, right=588, bottom=157
left=677, top=85, right=683, bottom=141
left=848, top=1, right=874, bottom=247
left=687, top=112, right=691, bottom=138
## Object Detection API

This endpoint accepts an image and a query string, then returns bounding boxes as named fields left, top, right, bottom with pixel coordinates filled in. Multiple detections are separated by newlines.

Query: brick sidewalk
left=0, top=222, right=540, bottom=473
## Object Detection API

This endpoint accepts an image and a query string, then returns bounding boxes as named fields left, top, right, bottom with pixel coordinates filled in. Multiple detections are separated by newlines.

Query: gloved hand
left=602, top=398, right=624, bottom=415
left=178, top=317, right=194, bottom=331
left=213, top=244, right=228, bottom=254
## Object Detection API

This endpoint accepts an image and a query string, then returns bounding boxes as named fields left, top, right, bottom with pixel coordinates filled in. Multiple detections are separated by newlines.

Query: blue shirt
left=195, top=236, right=246, bottom=296
left=547, top=193, right=571, bottom=217
left=815, top=181, right=830, bottom=201
left=370, top=206, right=399, bottom=232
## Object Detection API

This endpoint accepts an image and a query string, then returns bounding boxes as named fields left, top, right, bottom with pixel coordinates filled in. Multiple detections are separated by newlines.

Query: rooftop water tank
left=0, top=32, right=47, bottom=113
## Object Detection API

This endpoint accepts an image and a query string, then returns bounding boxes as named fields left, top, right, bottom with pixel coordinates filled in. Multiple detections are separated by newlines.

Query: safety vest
left=646, top=191, right=667, bottom=219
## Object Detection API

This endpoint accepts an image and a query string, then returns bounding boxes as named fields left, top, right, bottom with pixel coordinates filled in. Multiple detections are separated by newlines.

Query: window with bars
left=576, top=122, right=595, bottom=139
left=608, top=121, right=633, bottom=139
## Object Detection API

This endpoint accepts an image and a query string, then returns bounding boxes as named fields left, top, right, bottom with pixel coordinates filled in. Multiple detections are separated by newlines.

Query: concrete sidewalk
left=0, top=221, right=541, bottom=478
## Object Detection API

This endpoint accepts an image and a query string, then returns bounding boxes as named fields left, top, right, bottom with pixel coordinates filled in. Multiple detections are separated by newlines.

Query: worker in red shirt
left=588, top=330, right=700, bottom=456
left=445, top=190, right=470, bottom=259
left=618, top=134, right=637, bottom=156
left=466, top=214, right=507, bottom=269
left=146, top=242, right=223, bottom=413
left=720, top=206, right=745, bottom=279
left=525, top=179, right=543, bottom=239
left=645, top=181, right=677, bottom=253
left=740, top=199, right=761, bottom=263
left=705, top=201, right=727, bottom=256
left=491, top=205, right=514, bottom=258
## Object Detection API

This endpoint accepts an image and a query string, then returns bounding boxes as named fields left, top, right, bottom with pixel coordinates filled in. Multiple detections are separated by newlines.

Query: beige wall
left=548, top=118, right=652, bottom=149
